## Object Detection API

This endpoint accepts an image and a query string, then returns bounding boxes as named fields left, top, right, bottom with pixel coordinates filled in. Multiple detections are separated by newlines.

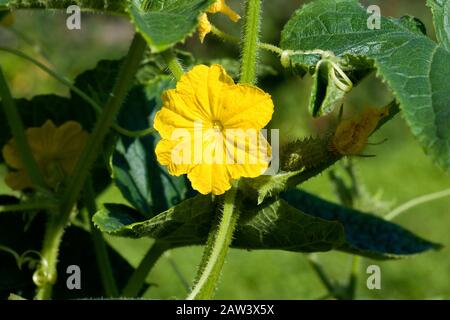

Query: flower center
left=212, top=120, right=224, bottom=131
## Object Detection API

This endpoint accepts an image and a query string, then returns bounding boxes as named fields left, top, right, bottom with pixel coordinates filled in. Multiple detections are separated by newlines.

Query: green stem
left=165, top=252, right=190, bottom=292
left=122, top=241, right=168, bottom=297
left=57, top=33, right=146, bottom=228
left=258, top=42, right=283, bottom=55
left=210, top=24, right=283, bottom=55
left=0, top=201, right=58, bottom=213
left=346, top=256, right=360, bottom=299
left=187, top=186, right=240, bottom=300
left=34, top=215, right=65, bottom=300
left=32, top=34, right=146, bottom=299
left=306, top=254, right=335, bottom=294
left=210, top=25, right=240, bottom=44
left=240, top=0, right=262, bottom=84
left=0, top=67, right=48, bottom=191
left=83, top=179, right=118, bottom=298
left=385, top=188, right=450, bottom=221
left=161, top=50, right=184, bottom=81
left=0, top=47, right=153, bottom=138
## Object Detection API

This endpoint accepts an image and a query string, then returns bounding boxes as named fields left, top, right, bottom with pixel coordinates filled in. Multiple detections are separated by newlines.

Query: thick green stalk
left=34, top=215, right=65, bottom=300
left=0, top=67, right=47, bottom=191
left=187, top=186, right=240, bottom=300
left=34, top=34, right=146, bottom=299
left=122, top=241, right=168, bottom=297
left=83, top=179, right=118, bottom=298
left=161, top=50, right=184, bottom=81
left=57, top=34, right=146, bottom=228
left=240, top=0, right=262, bottom=84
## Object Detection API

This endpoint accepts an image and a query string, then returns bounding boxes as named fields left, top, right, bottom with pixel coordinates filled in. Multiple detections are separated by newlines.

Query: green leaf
left=282, top=189, right=442, bottom=259
left=280, top=0, right=450, bottom=173
left=111, top=77, right=187, bottom=218
left=233, top=198, right=345, bottom=252
left=94, top=195, right=214, bottom=246
left=128, top=0, right=215, bottom=52
left=427, top=0, right=450, bottom=50
left=309, top=58, right=347, bottom=117
left=94, top=195, right=346, bottom=253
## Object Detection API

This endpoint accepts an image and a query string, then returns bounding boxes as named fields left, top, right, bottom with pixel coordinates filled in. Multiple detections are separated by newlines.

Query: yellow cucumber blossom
left=2, top=120, right=88, bottom=190
left=198, top=0, right=240, bottom=43
left=331, top=106, right=389, bottom=155
left=154, top=64, right=274, bottom=195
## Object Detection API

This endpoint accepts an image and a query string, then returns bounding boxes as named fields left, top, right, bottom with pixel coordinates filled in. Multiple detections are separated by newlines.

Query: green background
left=0, top=0, right=448, bottom=299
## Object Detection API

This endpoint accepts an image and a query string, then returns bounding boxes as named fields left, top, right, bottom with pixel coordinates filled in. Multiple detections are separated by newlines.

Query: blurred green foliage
left=0, top=0, right=448, bottom=299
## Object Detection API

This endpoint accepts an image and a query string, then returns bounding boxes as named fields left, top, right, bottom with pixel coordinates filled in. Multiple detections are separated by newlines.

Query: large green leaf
left=427, top=0, right=450, bottom=50
left=93, top=196, right=215, bottom=246
left=111, top=79, right=187, bottom=218
left=282, top=189, right=442, bottom=259
left=280, top=0, right=450, bottom=173
left=93, top=195, right=346, bottom=253
left=128, top=0, right=215, bottom=52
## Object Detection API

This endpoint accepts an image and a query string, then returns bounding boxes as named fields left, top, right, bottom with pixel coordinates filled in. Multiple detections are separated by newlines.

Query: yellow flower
left=331, top=106, right=389, bottom=155
left=154, top=64, right=274, bottom=195
left=2, top=120, right=88, bottom=190
left=198, top=0, right=240, bottom=43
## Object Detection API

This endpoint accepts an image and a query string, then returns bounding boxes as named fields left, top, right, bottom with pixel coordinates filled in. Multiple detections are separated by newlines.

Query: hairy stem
left=122, top=241, right=168, bottom=297
left=83, top=179, right=118, bottom=298
left=34, top=215, right=65, bottom=300
left=57, top=33, right=146, bottom=228
left=211, top=24, right=283, bottom=55
left=0, top=67, right=48, bottom=191
left=161, top=50, right=184, bottom=81
left=187, top=186, right=239, bottom=300
left=33, top=34, right=146, bottom=299
left=240, top=0, right=262, bottom=84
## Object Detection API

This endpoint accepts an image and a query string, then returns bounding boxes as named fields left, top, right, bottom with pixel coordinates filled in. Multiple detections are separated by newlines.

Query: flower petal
left=187, top=163, right=232, bottom=195
left=5, top=171, right=32, bottom=191
left=155, top=137, right=195, bottom=176
left=224, top=131, right=271, bottom=179
left=176, top=64, right=234, bottom=121
left=218, top=85, right=274, bottom=129
left=2, top=140, right=23, bottom=169
left=208, top=0, right=241, bottom=22
left=198, top=13, right=211, bottom=43
left=27, top=120, right=57, bottom=160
